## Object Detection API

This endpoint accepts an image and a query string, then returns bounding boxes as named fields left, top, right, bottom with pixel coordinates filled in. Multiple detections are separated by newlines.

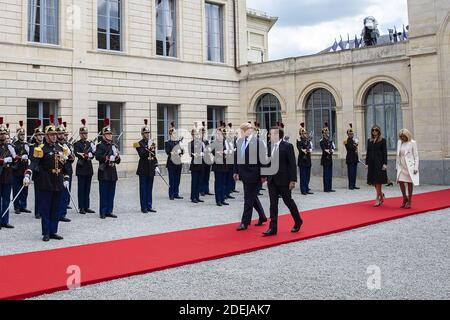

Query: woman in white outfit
left=396, top=129, right=419, bottom=209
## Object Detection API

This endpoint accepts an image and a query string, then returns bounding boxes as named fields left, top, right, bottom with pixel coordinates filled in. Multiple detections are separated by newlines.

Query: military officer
left=23, top=115, right=71, bottom=241
left=73, top=119, right=96, bottom=214
left=12, top=121, right=32, bottom=214
left=296, top=122, right=314, bottom=195
left=29, top=120, right=45, bottom=219
left=134, top=119, right=159, bottom=213
left=225, top=123, right=237, bottom=199
left=344, top=123, right=360, bottom=190
left=320, top=122, right=336, bottom=193
left=0, top=117, right=15, bottom=230
left=56, top=119, right=73, bottom=222
left=189, top=123, right=205, bottom=204
left=211, top=123, right=230, bottom=206
left=95, top=118, right=121, bottom=219
left=200, top=122, right=213, bottom=197
left=165, top=122, right=184, bottom=200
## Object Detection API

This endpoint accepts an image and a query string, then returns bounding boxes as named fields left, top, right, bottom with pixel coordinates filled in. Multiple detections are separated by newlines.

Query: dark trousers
left=299, top=166, right=311, bottom=194
left=191, top=171, right=202, bottom=201
left=58, top=175, right=72, bottom=219
left=0, top=183, right=12, bottom=225
left=200, top=165, right=211, bottom=194
left=323, top=164, right=333, bottom=192
left=13, top=175, right=28, bottom=210
left=168, top=166, right=182, bottom=198
left=99, top=180, right=116, bottom=216
left=34, top=183, right=40, bottom=218
left=77, top=175, right=92, bottom=210
left=39, top=190, right=62, bottom=236
left=268, top=182, right=302, bottom=231
left=225, top=169, right=235, bottom=196
left=139, top=175, right=154, bottom=210
left=241, top=182, right=266, bottom=226
left=347, top=163, right=358, bottom=189
left=214, top=171, right=226, bottom=204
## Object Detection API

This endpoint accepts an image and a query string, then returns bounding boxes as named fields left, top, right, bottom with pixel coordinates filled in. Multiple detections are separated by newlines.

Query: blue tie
left=241, top=138, right=248, bottom=158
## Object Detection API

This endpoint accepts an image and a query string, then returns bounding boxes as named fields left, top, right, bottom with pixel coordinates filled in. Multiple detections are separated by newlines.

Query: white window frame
left=97, top=0, right=123, bottom=51
left=27, top=0, right=60, bottom=45
left=205, top=1, right=225, bottom=63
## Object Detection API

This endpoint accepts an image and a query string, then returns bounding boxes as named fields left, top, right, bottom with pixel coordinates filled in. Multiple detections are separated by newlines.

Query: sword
left=66, top=184, right=80, bottom=214
left=157, top=170, right=170, bottom=187
left=1, top=184, right=27, bottom=219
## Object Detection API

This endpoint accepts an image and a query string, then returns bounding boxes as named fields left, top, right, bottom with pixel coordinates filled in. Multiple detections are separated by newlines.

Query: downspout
left=233, top=0, right=241, bottom=73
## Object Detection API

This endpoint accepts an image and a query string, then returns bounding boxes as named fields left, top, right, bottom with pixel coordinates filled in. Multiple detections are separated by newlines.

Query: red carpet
left=1, top=189, right=449, bottom=300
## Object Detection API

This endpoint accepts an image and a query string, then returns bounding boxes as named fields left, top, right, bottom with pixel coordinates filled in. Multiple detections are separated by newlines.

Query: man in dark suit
left=234, top=122, right=267, bottom=231
left=263, top=125, right=303, bottom=236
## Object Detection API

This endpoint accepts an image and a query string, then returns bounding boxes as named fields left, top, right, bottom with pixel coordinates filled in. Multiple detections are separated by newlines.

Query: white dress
left=398, top=143, right=412, bottom=183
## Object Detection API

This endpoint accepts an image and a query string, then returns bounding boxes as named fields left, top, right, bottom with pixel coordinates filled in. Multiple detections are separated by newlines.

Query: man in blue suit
left=234, top=122, right=267, bottom=231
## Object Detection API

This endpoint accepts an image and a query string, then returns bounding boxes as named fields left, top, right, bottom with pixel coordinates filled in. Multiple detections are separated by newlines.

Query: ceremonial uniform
left=96, top=129, right=121, bottom=219
left=56, top=120, right=74, bottom=222
left=0, top=121, right=15, bottom=229
left=134, top=120, right=159, bottom=213
left=211, top=125, right=230, bottom=206
left=296, top=122, right=313, bottom=195
left=225, top=129, right=237, bottom=198
left=344, top=124, right=360, bottom=190
left=320, top=123, right=335, bottom=193
left=29, top=121, right=45, bottom=219
left=200, top=125, right=212, bottom=196
left=189, top=127, right=204, bottom=203
left=73, top=135, right=95, bottom=214
left=165, top=123, right=184, bottom=200
left=12, top=122, right=31, bottom=214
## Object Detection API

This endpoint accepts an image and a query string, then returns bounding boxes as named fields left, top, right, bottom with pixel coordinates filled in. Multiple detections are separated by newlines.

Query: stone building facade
left=0, top=0, right=449, bottom=184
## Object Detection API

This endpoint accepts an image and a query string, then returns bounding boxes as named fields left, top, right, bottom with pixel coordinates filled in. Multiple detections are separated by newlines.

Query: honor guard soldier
left=189, top=123, right=205, bottom=204
left=134, top=119, right=159, bottom=213
left=200, top=122, right=213, bottom=197
left=296, top=122, right=313, bottom=195
left=211, top=123, right=230, bottom=206
left=56, top=119, right=73, bottom=222
left=96, top=118, right=121, bottom=219
left=165, top=122, right=184, bottom=200
left=29, top=120, right=45, bottom=219
left=73, top=119, right=96, bottom=215
left=12, top=121, right=32, bottom=214
left=344, top=123, right=360, bottom=190
left=0, top=117, right=15, bottom=230
left=23, top=115, right=71, bottom=241
left=225, top=123, right=238, bottom=199
left=320, top=122, right=336, bottom=193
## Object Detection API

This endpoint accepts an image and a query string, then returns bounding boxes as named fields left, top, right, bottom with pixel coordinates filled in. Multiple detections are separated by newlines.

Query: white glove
left=155, top=167, right=161, bottom=175
left=177, top=149, right=182, bottom=154
left=63, top=180, right=69, bottom=189
left=23, top=175, right=31, bottom=187
left=24, top=144, right=30, bottom=154
left=4, top=157, right=12, bottom=164
left=109, top=155, right=116, bottom=162
left=88, top=152, right=93, bottom=159
left=90, top=142, right=96, bottom=153
left=112, top=145, right=118, bottom=157
left=200, top=152, right=205, bottom=157
left=21, top=154, right=28, bottom=160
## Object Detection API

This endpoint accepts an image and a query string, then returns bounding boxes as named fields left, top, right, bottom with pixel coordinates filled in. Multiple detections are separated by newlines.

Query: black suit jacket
left=320, top=138, right=334, bottom=167
left=73, top=139, right=94, bottom=176
left=344, top=138, right=359, bottom=164
left=189, top=139, right=204, bottom=172
left=296, top=139, right=312, bottom=167
left=267, top=140, right=297, bottom=186
left=234, top=136, right=267, bottom=184
left=135, top=139, right=158, bottom=177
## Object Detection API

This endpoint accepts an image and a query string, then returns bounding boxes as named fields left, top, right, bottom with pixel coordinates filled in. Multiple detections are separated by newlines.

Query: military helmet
left=0, top=117, right=7, bottom=135
left=141, top=119, right=150, bottom=134
left=17, top=120, right=26, bottom=135
left=55, top=117, right=66, bottom=133
left=322, top=122, right=330, bottom=135
left=34, top=119, right=44, bottom=135
left=79, top=119, right=88, bottom=134
left=45, top=115, right=57, bottom=134
left=347, top=123, right=354, bottom=135
left=299, top=122, right=307, bottom=135
left=102, top=118, right=112, bottom=135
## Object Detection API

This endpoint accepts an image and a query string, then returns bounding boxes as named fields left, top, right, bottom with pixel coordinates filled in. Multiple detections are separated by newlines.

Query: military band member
left=12, top=121, right=31, bottom=214
left=165, top=122, right=184, bottom=200
left=56, top=119, right=73, bottom=223
left=320, top=122, right=336, bottom=193
left=134, top=119, right=159, bottom=213
left=29, top=120, right=45, bottom=219
left=0, top=118, right=15, bottom=230
left=296, top=122, right=313, bottom=195
left=211, top=124, right=230, bottom=206
left=96, top=118, right=121, bottom=219
left=73, top=119, right=96, bottom=214
left=189, top=123, right=205, bottom=204
left=23, top=116, right=71, bottom=241
left=344, top=123, right=360, bottom=190
left=200, top=122, right=213, bottom=197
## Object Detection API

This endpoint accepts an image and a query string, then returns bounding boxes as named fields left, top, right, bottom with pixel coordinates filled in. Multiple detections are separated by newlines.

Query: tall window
left=98, top=102, right=123, bottom=149
left=255, top=94, right=282, bottom=130
left=207, top=106, right=225, bottom=133
left=27, top=100, right=58, bottom=140
left=156, top=0, right=176, bottom=57
left=98, top=0, right=122, bottom=51
left=28, top=0, right=59, bottom=44
left=305, top=89, right=337, bottom=149
left=365, top=82, right=402, bottom=150
left=205, top=2, right=224, bottom=63
left=157, top=104, right=178, bottom=151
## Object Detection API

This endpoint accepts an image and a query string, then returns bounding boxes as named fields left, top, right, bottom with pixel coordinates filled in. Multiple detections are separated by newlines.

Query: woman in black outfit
left=365, top=125, right=388, bottom=207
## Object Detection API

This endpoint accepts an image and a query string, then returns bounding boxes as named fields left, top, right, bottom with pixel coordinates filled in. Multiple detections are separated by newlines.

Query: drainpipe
left=233, top=0, right=241, bottom=73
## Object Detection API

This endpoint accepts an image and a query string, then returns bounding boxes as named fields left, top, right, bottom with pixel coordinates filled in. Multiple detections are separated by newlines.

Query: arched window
left=365, top=82, right=402, bottom=150
left=255, top=93, right=282, bottom=130
left=305, top=88, right=337, bottom=149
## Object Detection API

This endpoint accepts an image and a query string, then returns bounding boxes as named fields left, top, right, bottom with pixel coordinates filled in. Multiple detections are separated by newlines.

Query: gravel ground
left=0, top=175, right=448, bottom=300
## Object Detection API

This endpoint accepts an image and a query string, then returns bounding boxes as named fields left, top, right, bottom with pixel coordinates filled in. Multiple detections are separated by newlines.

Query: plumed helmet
left=34, top=119, right=44, bottom=135
left=141, top=119, right=151, bottom=134
left=45, top=115, right=57, bottom=134
left=322, top=122, right=330, bottom=135
left=347, top=123, right=354, bottom=135
left=299, top=122, right=307, bottom=135
left=102, top=118, right=112, bottom=135
left=17, top=120, right=26, bottom=135
left=79, top=119, right=88, bottom=134
left=55, top=117, right=66, bottom=133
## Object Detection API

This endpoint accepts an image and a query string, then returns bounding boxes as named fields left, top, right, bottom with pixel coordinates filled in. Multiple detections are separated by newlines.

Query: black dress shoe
left=301, top=192, right=307, bottom=195
left=291, top=222, right=303, bottom=233
left=353, top=187, right=360, bottom=190
left=262, top=229, right=277, bottom=237
left=205, top=192, right=214, bottom=196
left=232, top=190, right=239, bottom=193
left=141, top=209, right=148, bottom=214
left=197, top=199, right=205, bottom=203
left=200, top=193, right=205, bottom=197
left=50, top=234, right=64, bottom=240
left=221, top=202, right=230, bottom=206
left=35, top=215, right=41, bottom=219
left=258, top=193, right=263, bottom=196
left=43, top=235, right=50, bottom=242
left=255, top=218, right=268, bottom=226
left=226, top=195, right=235, bottom=199
left=100, top=215, right=106, bottom=219
left=307, top=192, right=314, bottom=195
left=174, top=196, right=184, bottom=200
left=15, top=209, right=21, bottom=214
left=1, top=224, right=14, bottom=229
left=106, top=214, right=118, bottom=218
left=67, top=206, right=72, bottom=210
left=330, top=190, right=336, bottom=192
left=236, top=224, right=248, bottom=231
left=21, top=208, right=32, bottom=213
left=85, top=209, right=96, bottom=213
left=79, top=209, right=86, bottom=215
left=191, top=199, right=199, bottom=204
left=149, top=209, right=157, bottom=213
left=216, top=203, right=223, bottom=207
left=59, top=217, right=71, bottom=222
left=170, top=197, right=175, bottom=200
